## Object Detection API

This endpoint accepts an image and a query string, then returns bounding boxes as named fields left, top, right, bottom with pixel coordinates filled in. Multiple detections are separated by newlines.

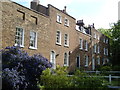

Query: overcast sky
left=11, top=0, right=120, bottom=29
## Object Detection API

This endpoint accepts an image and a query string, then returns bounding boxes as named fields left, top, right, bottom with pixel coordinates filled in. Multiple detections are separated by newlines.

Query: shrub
left=40, top=66, right=108, bottom=89
left=112, top=65, right=120, bottom=71
left=40, top=66, right=72, bottom=89
left=100, top=66, right=112, bottom=71
left=1, top=46, right=52, bottom=90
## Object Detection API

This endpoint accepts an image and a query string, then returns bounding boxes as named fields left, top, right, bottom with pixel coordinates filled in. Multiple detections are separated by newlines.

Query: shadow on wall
left=68, top=31, right=110, bottom=72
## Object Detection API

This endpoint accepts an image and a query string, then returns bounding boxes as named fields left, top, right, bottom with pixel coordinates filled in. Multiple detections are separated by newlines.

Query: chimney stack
left=31, top=0, right=40, bottom=10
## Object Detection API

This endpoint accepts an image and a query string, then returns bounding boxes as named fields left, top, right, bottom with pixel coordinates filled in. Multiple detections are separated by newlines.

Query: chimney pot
left=63, top=6, right=67, bottom=13
left=32, top=0, right=39, bottom=4
left=31, top=0, right=39, bottom=10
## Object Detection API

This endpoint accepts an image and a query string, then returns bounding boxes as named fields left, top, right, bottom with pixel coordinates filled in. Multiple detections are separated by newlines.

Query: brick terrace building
left=1, top=0, right=110, bottom=71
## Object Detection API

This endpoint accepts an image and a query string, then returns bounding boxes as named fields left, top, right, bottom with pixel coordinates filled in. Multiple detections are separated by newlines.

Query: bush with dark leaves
left=1, top=46, right=52, bottom=90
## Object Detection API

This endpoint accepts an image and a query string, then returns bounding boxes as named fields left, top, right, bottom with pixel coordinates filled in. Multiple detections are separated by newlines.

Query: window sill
left=64, top=64, right=68, bottom=67
left=64, top=24, right=69, bottom=27
left=85, top=65, right=88, bottom=67
left=56, top=21, right=62, bottom=24
left=56, top=43, right=62, bottom=46
left=14, top=44, right=24, bottom=48
left=64, top=45, right=69, bottom=48
left=29, top=46, right=37, bottom=50
left=85, top=49, right=88, bottom=51
left=79, top=48, right=83, bottom=50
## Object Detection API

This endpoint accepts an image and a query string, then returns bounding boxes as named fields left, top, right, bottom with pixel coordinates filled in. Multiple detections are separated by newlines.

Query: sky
left=11, top=0, right=120, bottom=29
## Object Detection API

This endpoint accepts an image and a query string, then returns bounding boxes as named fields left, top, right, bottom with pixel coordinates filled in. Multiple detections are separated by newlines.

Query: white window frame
left=85, top=40, right=88, bottom=51
left=98, top=45, right=100, bottom=53
left=103, top=38, right=106, bottom=43
left=50, top=51, right=56, bottom=69
left=98, top=35, right=100, bottom=40
left=29, top=31, right=37, bottom=49
left=104, top=47, right=106, bottom=55
left=79, top=38, right=83, bottom=49
left=97, top=57, right=100, bottom=65
left=64, top=52, right=69, bottom=66
left=106, top=48, right=108, bottom=55
left=56, top=30, right=61, bottom=45
left=94, top=32, right=96, bottom=38
left=15, top=27, right=24, bottom=47
left=64, top=17, right=69, bottom=26
left=85, top=55, right=88, bottom=67
left=103, top=58, right=106, bottom=65
left=92, top=57, right=95, bottom=70
left=94, top=44, right=97, bottom=53
left=64, top=34, right=69, bottom=47
left=106, top=38, right=108, bottom=44
left=57, top=14, right=62, bottom=23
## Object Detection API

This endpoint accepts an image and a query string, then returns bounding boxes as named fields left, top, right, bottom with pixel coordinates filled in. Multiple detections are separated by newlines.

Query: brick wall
left=1, top=1, right=110, bottom=71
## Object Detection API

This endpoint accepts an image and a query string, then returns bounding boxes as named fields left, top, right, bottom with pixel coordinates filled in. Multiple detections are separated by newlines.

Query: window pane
left=15, top=27, right=23, bottom=46
left=79, top=39, right=83, bottom=49
left=64, top=34, right=68, bottom=45
left=56, top=31, right=60, bottom=43
left=30, top=31, right=36, bottom=48
left=64, top=53, right=67, bottom=65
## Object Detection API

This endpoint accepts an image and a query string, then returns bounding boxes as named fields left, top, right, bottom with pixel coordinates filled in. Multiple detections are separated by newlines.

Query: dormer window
left=80, top=26, right=84, bottom=32
left=57, top=14, right=62, bottom=23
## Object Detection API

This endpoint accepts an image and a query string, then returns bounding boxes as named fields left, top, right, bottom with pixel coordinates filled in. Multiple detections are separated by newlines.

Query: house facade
left=1, top=0, right=110, bottom=71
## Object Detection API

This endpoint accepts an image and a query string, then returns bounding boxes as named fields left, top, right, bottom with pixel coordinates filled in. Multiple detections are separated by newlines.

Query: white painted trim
left=15, top=27, right=24, bottom=47
left=29, top=31, right=37, bottom=49
left=85, top=40, right=88, bottom=51
left=79, top=38, right=83, bottom=50
left=50, top=50, right=56, bottom=69
left=92, top=57, right=95, bottom=70
left=85, top=55, right=88, bottom=67
left=63, top=52, right=69, bottom=66
left=57, top=13, right=62, bottom=24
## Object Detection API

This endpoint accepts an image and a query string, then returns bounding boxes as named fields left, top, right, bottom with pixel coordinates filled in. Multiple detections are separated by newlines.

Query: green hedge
left=39, top=66, right=109, bottom=89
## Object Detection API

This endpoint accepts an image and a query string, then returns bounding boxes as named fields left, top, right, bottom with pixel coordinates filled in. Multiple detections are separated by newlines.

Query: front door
left=76, top=56, right=80, bottom=68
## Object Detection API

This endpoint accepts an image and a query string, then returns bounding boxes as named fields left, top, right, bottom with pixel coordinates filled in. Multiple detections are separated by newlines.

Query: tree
left=110, top=20, right=120, bottom=66
left=98, top=28, right=112, bottom=38
left=98, top=20, right=120, bottom=66
left=1, top=46, right=52, bottom=90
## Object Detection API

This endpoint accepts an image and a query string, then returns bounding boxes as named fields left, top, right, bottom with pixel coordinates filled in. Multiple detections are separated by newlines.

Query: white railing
left=83, top=71, right=120, bottom=88
left=68, top=71, right=120, bottom=88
